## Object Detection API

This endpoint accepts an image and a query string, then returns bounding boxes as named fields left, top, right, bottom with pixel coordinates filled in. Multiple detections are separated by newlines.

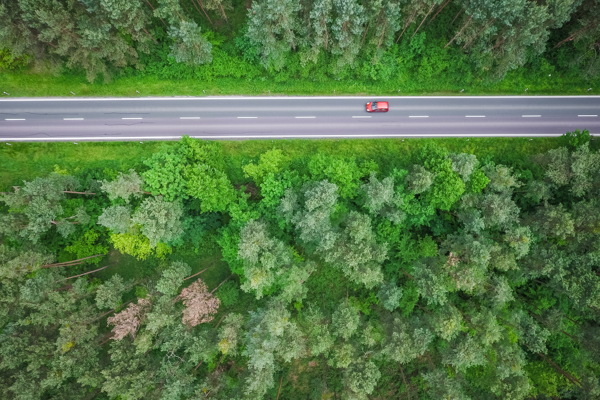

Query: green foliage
left=1, top=138, right=600, bottom=400
left=215, top=280, right=240, bottom=307
left=331, top=301, right=361, bottom=340
left=95, top=274, right=128, bottom=310
left=110, top=232, right=172, bottom=260
left=186, top=164, right=237, bottom=213
left=64, top=228, right=109, bottom=264
left=561, top=129, right=591, bottom=149
left=142, top=151, right=188, bottom=201
left=0, top=48, right=29, bottom=70
left=308, top=153, right=372, bottom=199
left=243, top=149, right=290, bottom=186
left=131, top=197, right=185, bottom=247
left=377, top=281, right=403, bottom=311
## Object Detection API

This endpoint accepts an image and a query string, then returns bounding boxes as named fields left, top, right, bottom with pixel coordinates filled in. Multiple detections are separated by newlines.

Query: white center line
left=122, top=117, right=143, bottom=120
left=578, top=114, right=598, bottom=117
left=295, top=116, right=316, bottom=119
left=522, top=115, right=541, bottom=118
left=4, top=118, right=26, bottom=121
left=179, top=116, right=201, bottom=120
left=237, top=116, right=258, bottom=119
left=465, top=115, right=486, bottom=118
left=64, top=118, right=84, bottom=120
left=352, top=116, right=372, bottom=118
left=409, top=115, right=429, bottom=118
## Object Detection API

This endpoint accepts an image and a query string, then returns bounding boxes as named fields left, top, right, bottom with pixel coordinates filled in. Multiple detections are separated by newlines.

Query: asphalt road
left=0, top=96, right=599, bottom=141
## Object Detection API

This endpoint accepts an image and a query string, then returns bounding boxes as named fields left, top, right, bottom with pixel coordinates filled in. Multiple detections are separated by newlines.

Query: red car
left=366, top=101, right=389, bottom=112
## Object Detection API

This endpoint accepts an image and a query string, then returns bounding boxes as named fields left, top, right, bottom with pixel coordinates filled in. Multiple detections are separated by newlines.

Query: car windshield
left=372, top=103, right=378, bottom=109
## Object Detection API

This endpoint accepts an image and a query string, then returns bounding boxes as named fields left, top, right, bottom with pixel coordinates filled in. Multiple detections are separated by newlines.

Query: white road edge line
left=409, top=115, right=429, bottom=118
left=578, top=114, right=598, bottom=117
left=122, top=117, right=143, bottom=120
left=295, top=116, right=316, bottom=119
left=465, top=115, right=486, bottom=118
left=6, top=133, right=600, bottom=141
left=4, top=118, right=26, bottom=121
left=179, top=117, right=201, bottom=119
left=2, top=95, right=599, bottom=101
left=522, top=115, right=541, bottom=117
left=237, top=116, right=258, bottom=119
left=352, top=116, right=371, bottom=118
left=64, top=118, right=84, bottom=120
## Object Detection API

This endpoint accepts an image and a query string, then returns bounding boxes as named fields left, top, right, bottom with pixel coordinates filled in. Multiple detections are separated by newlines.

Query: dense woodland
left=1, top=0, right=599, bottom=83
left=0, top=133, right=599, bottom=399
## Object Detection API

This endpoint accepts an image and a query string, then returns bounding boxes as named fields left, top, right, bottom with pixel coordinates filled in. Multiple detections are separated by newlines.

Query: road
left=0, top=96, right=599, bottom=141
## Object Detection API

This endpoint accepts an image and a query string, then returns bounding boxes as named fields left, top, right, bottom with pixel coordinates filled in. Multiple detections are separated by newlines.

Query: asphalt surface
left=0, top=96, right=599, bottom=141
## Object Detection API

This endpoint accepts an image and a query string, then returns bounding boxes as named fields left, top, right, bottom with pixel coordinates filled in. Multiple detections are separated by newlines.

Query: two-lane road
left=0, top=96, right=599, bottom=141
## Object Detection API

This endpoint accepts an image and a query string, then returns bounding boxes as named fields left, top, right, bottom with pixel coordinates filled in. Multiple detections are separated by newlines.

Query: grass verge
left=1, top=69, right=598, bottom=97
left=0, top=137, right=583, bottom=191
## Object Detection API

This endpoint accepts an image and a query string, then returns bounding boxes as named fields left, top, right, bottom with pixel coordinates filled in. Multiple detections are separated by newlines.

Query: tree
left=441, top=333, right=487, bottom=372
left=177, top=279, right=221, bottom=326
left=217, top=313, right=245, bottom=356
left=101, top=169, right=145, bottom=203
left=243, top=148, right=291, bottom=186
left=343, top=359, right=381, bottom=399
left=245, top=0, right=301, bottom=70
left=330, top=0, right=367, bottom=71
left=412, top=256, right=452, bottom=306
left=167, top=21, right=212, bottom=65
left=0, top=0, right=153, bottom=81
left=380, top=316, right=434, bottom=364
left=377, top=281, right=403, bottom=311
left=424, top=369, right=471, bottom=400
left=131, top=196, right=184, bottom=247
left=155, top=262, right=191, bottom=296
left=95, top=274, right=128, bottom=310
left=238, top=219, right=294, bottom=299
left=0, top=246, right=54, bottom=280
left=242, top=301, right=304, bottom=398
left=331, top=301, right=360, bottom=340
left=107, top=298, right=151, bottom=340
left=302, top=305, right=335, bottom=357
left=360, top=173, right=404, bottom=223
left=301, top=0, right=334, bottom=65
left=97, top=205, right=132, bottom=234
left=142, top=151, right=188, bottom=201
left=109, top=232, right=172, bottom=260
left=449, top=152, right=479, bottom=181
left=0, top=173, right=88, bottom=242
left=405, top=164, right=434, bottom=194
left=428, top=304, right=464, bottom=342
left=308, top=153, right=373, bottom=199
left=323, top=211, right=387, bottom=288
left=185, top=164, right=237, bottom=213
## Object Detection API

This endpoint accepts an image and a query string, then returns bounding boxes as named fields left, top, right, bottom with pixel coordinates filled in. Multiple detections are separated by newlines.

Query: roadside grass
left=0, top=141, right=177, bottom=190
left=1, top=68, right=598, bottom=97
left=1, top=137, right=581, bottom=191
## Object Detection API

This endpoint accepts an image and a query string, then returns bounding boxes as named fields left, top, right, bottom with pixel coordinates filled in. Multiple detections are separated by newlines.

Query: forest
left=0, top=132, right=599, bottom=399
left=1, top=0, right=599, bottom=90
